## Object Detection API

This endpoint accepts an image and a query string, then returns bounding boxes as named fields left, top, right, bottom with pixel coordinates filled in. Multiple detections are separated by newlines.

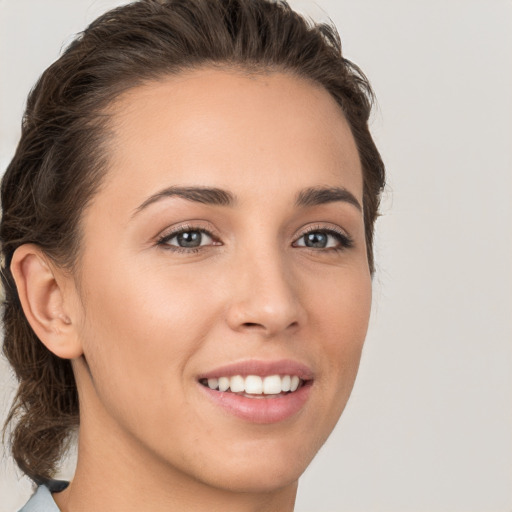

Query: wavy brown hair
left=1, top=0, right=385, bottom=483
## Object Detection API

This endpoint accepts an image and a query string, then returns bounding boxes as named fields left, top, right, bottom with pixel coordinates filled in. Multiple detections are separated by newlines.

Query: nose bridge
left=225, top=236, right=305, bottom=336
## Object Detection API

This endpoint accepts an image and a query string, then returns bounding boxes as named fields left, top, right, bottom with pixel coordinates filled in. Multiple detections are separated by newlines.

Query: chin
left=202, top=459, right=305, bottom=495
left=177, top=428, right=327, bottom=495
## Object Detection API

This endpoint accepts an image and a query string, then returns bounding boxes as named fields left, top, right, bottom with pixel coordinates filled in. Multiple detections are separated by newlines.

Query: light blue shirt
left=18, top=481, right=68, bottom=512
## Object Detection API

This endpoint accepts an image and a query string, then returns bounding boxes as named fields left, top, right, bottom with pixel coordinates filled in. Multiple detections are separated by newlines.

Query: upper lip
left=197, top=359, right=315, bottom=381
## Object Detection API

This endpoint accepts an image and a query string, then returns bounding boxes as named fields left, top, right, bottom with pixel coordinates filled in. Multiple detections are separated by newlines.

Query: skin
left=12, top=68, right=372, bottom=512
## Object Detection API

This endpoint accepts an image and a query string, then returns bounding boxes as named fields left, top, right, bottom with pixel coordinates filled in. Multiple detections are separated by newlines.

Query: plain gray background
left=1, top=1, right=511, bottom=510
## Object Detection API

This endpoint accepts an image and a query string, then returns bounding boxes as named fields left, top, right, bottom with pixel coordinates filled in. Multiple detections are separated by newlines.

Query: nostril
left=242, top=322, right=263, bottom=328
left=241, top=320, right=299, bottom=331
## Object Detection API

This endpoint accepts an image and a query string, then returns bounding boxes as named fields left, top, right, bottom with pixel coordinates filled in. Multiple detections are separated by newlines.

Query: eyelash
left=156, top=224, right=353, bottom=254
left=295, top=225, right=354, bottom=252
left=156, top=224, right=218, bottom=254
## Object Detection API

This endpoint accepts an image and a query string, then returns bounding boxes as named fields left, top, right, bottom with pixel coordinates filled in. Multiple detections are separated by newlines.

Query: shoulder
left=18, top=481, right=69, bottom=512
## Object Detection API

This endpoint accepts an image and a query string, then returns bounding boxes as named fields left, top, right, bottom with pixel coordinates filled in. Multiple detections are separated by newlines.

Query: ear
left=10, top=244, right=83, bottom=359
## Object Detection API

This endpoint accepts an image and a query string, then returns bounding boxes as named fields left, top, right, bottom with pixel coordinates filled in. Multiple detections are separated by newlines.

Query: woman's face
left=69, top=68, right=372, bottom=493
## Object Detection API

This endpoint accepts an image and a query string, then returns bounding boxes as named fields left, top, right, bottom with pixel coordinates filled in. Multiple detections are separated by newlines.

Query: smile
left=200, top=374, right=304, bottom=396
left=197, top=360, right=314, bottom=423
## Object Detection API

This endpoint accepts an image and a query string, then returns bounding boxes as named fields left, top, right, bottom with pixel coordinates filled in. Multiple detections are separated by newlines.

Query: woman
left=1, top=0, right=385, bottom=510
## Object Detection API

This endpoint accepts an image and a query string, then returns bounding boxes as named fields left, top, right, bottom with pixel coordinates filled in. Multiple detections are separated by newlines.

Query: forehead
left=100, top=68, right=362, bottom=207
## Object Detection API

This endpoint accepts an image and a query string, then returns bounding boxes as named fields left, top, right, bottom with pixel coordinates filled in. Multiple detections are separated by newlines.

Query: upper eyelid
left=157, top=222, right=220, bottom=241
left=295, top=223, right=350, bottom=239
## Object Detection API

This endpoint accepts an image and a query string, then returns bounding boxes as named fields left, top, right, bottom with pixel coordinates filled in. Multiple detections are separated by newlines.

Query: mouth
left=197, top=360, right=314, bottom=423
left=199, top=374, right=309, bottom=398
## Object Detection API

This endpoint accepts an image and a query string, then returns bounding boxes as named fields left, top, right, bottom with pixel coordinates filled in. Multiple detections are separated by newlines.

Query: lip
left=197, top=359, right=315, bottom=380
left=197, top=359, right=314, bottom=424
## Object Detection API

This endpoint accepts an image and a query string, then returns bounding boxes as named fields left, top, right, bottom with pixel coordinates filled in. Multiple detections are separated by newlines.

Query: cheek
left=309, top=261, right=372, bottom=348
left=306, top=267, right=371, bottom=411
left=75, top=257, right=222, bottom=416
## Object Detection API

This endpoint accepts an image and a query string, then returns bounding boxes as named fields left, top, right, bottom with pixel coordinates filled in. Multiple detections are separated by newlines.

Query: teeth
left=204, top=374, right=304, bottom=395
left=230, top=375, right=245, bottom=393
left=245, top=375, right=263, bottom=394
left=218, top=377, right=230, bottom=392
left=263, top=375, right=282, bottom=394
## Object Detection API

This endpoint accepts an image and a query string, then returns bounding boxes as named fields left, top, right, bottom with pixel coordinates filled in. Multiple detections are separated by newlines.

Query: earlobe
left=10, top=244, right=83, bottom=359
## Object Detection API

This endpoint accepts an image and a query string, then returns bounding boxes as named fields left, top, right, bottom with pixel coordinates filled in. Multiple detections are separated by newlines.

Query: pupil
left=305, top=232, right=327, bottom=248
left=177, top=231, right=202, bottom=247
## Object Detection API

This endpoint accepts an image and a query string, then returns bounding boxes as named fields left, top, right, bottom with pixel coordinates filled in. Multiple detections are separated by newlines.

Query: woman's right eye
left=157, top=228, right=217, bottom=251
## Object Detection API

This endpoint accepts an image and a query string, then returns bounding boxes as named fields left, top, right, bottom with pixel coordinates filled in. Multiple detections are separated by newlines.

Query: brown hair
left=1, top=0, right=385, bottom=483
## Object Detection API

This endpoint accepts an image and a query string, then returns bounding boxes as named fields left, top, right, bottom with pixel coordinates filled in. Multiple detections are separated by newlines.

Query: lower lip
left=198, top=383, right=312, bottom=424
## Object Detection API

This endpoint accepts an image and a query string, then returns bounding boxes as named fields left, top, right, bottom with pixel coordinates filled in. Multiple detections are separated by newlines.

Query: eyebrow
left=132, top=184, right=361, bottom=217
left=132, top=186, right=235, bottom=216
left=295, top=186, right=362, bottom=211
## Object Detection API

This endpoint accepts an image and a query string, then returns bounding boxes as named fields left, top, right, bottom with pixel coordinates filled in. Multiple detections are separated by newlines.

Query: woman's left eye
left=158, top=228, right=216, bottom=250
left=293, top=229, right=352, bottom=250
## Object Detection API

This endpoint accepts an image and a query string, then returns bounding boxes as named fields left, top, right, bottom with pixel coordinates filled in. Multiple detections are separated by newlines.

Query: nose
left=224, top=246, right=307, bottom=337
